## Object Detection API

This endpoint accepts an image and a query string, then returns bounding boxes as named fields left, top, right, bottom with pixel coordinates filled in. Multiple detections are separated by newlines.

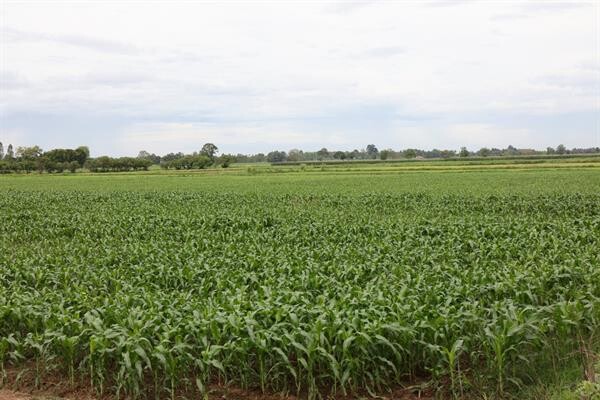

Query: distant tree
left=366, top=144, right=379, bottom=159
left=16, top=146, right=43, bottom=160
left=75, top=146, right=90, bottom=164
left=287, top=149, right=303, bottom=162
left=266, top=150, right=287, bottom=163
left=6, top=144, right=14, bottom=160
left=546, top=146, right=556, bottom=155
left=403, top=149, right=417, bottom=159
left=0, top=142, right=3, bottom=160
left=477, top=147, right=491, bottom=157
left=43, top=147, right=89, bottom=167
left=86, top=156, right=152, bottom=172
left=200, top=143, right=218, bottom=160
left=68, top=161, right=79, bottom=173
left=218, top=154, right=235, bottom=168
left=333, top=151, right=346, bottom=160
left=459, top=147, right=469, bottom=157
left=428, top=149, right=442, bottom=158
left=316, top=148, right=329, bottom=160
left=137, top=150, right=160, bottom=164
left=556, top=144, right=566, bottom=155
left=504, top=145, right=519, bottom=156
left=161, top=152, right=185, bottom=162
left=440, top=149, right=456, bottom=158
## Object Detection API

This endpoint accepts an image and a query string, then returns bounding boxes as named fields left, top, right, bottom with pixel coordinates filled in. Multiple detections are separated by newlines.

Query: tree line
left=258, top=144, right=600, bottom=162
left=0, top=143, right=90, bottom=173
left=1, top=141, right=599, bottom=173
left=136, top=143, right=600, bottom=166
left=0, top=142, right=231, bottom=173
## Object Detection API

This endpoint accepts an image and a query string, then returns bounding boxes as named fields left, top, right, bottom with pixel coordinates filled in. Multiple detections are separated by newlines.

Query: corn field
left=0, top=174, right=599, bottom=398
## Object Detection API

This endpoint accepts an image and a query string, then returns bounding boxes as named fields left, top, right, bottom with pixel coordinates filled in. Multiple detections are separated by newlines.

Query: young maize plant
left=0, top=175, right=599, bottom=399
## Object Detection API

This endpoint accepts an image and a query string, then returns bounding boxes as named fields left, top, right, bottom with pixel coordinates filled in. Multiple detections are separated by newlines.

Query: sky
left=0, top=1, right=599, bottom=157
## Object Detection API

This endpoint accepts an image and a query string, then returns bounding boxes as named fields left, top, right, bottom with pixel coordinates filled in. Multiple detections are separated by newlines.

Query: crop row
left=1, top=191, right=599, bottom=398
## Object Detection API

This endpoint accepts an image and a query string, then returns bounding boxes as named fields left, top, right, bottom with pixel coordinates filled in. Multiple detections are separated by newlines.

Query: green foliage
left=0, top=145, right=88, bottom=173
left=0, top=170, right=599, bottom=398
left=160, top=154, right=212, bottom=170
left=44, top=147, right=89, bottom=166
left=200, top=143, right=219, bottom=160
left=267, top=150, right=287, bottom=163
left=403, top=148, right=417, bottom=158
left=85, top=156, right=152, bottom=172
left=218, top=154, right=235, bottom=168
left=16, top=146, right=43, bottom=160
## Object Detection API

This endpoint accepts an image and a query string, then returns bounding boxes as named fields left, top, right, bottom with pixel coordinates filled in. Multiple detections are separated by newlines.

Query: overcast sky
left=1, top=1, right=599, bottom=156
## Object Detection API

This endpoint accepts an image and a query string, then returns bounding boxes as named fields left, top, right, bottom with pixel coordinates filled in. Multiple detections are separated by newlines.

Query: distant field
left=2, top=166, right=600, bottom=194
left=1, top=167, right=599, bottom=399
left=271, top=153, right=600, bottom=166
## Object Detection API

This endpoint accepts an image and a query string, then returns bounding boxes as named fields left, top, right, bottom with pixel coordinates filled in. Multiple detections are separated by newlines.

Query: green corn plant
left=442, top=338, right=464, bottom=399
left=1, top=178, right=599, bottom=399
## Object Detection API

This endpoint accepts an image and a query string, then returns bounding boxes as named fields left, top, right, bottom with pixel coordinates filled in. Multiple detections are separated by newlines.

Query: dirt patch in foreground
left=0, top=391, right=28, bottom=400
left=1, top=366, right=433, bottom=400
left=1, top=386, right=434, bottom=400
left=0, top=389, right=433, bottom=400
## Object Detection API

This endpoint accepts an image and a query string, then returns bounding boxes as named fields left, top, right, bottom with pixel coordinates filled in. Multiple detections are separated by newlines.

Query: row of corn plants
left=1, top=189, right=599, bottom=398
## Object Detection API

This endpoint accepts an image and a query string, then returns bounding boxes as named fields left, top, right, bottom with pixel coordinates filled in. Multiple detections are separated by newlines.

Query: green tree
left=219, top=154, right=235, bottom=168
left=0, top=142, right=3, bottom=160
left=266, top=151, right=287, bottom=163
left=287, top=149, right=303, bottom=162
left=504, top=145, right=519, bottom=156
left=366, top=144, right=379, bottom=159
left=137, top=150, right=160, bottom=164
left=161, top=152, right=184, bottom=162
left=16, top=145, right=43, bottom=160
left=403, top=149, right=417, bottom=159
left=76, top=146, right=90, bottom=160
left=68, top=161, right=79, bottom=173
left=316, top=148, right=329, bottom=160
left=200, top=143, right=219, bottom=160
left=333, top=151, right=346, bottom=160
left=478, top=147, right=490, bottom=157
left=556, top=144, right=566, bottom=155
left=5, top=144, right=14, bottom=160
left=546, top=146, right=555, bottom=155
left=459, top=147, right=469, bottom=157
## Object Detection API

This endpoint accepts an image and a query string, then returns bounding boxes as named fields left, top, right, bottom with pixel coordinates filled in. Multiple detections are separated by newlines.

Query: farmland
left=1, top=166, right=599, bottom=399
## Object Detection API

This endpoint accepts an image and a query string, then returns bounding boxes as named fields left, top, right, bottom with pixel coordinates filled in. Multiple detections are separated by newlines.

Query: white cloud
left=447, top=124, right=533, bottom=149
left=117, top=121, right=350, bottom=155
left=0, top=1, right=598, bottom=153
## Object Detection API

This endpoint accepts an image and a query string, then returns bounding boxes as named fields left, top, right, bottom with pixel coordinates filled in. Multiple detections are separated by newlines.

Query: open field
left=1, top=166, right=599, bottom=399
left=272, top=154, right=600, bottom=167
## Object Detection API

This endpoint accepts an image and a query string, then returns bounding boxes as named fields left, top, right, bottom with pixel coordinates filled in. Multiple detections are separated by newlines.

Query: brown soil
left=1, top=366, right=434, bottom=400
left=0, top=389, right=432, bottom=400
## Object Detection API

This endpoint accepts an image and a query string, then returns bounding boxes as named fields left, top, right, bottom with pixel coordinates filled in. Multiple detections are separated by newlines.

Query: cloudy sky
left=1, top=1, right=599, bottom=156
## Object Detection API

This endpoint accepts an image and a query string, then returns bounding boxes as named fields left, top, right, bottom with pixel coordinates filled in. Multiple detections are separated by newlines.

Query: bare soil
left=1, top=366, right=433, bottom=400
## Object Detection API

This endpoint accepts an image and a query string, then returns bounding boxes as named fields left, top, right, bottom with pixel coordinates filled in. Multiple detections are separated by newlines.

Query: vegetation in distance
left=0, top=140, right=599, bottom=174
